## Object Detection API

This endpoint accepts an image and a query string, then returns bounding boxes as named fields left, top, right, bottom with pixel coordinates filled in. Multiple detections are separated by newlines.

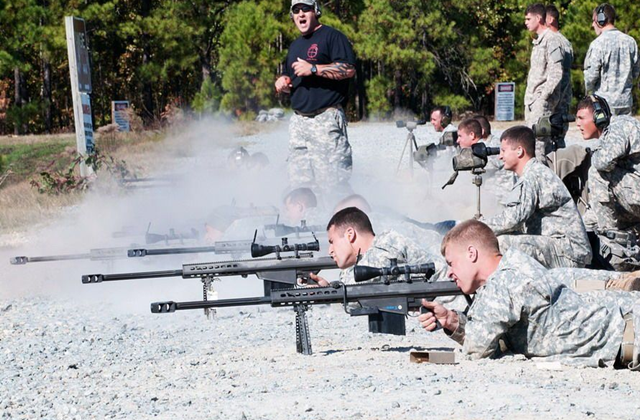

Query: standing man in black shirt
left=275, top=0, right=356, bottom=202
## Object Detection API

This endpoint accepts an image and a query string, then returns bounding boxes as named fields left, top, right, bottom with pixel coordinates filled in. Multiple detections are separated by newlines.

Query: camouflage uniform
left=288, top=108, right=353, bottom=195
left=340, top=230, right=447, bottom=285
left=483, top=135, right=517, bottom=204
left=524, top=29, right=564, bottom=162
left=584, top=29, right=640, bottom=115
left=485, top=158, right=592, bottom=268
left=556, top=31, right=574, bottom=115
left=586, top=115, right=640, bottom=231
left=446, top=249, right=639, bottom=368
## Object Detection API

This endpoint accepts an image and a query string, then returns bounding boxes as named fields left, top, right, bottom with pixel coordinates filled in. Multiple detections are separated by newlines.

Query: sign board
left=111, top=101, right=131, bottom=132
left=65, top=16, right=94, bottom=176
left=494, top=82, right=515, bottom=121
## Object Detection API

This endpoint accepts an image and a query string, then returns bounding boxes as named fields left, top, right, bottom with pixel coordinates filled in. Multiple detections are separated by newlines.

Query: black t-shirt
left=283, top=25, right=356, bottom=114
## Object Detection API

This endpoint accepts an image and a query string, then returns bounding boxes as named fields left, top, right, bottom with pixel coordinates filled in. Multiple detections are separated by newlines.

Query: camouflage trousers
left=498, top=234, right=584, bottom=269
left=587, top=166, right=640, bottom=232
left=288, top=107, right=353, bottom=194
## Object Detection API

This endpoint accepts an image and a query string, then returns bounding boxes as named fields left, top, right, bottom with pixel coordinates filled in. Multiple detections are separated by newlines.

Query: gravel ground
left=2, top=119, right=639, bottom=419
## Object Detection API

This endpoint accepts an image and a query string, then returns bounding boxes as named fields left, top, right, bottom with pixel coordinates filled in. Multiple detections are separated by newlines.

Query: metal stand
left=294, top=304, right=312, bottom=355
left=202, top=276, right=217, bottom=320
left=395, top=126, right=419, bottom=177
left=472, top=168, right=485, bottom=220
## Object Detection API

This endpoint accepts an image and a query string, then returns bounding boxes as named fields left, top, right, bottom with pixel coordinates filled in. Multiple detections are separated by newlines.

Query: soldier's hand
left=292, top=58, right=312, bottom=77
left=275, top=76, right=292, bottom=94
left=308, top=272, right=330, bottom=287
left=419, top=299, right=455, bottom=332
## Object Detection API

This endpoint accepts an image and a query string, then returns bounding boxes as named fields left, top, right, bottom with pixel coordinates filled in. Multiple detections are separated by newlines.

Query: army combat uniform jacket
left=587, top=115, right=640, bottom=230
left=340, top=230, right=447, bottom=285
left=584, top=29, right=640, bottom=114
left=447, top=250, right=630, bottom=367
left=485, top=158, right=591, bottom=267
left=524, top=29, right=564, bottom=126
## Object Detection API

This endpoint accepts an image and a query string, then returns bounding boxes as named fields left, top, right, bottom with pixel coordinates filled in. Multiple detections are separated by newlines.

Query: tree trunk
left=42, top=56, right=52, bottom=134
left=141, top=0, right=154, bottom=124
left=393, top=69, right=402, bottom=109
left=13, top=67, right=28, bottom=135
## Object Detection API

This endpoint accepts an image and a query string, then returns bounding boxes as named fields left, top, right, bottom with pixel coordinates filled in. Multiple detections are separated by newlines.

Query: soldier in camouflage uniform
left=546, top=4, right=574, bottom=116
left=576, top=96, right=640, bottom=270
left=309, top=207, right=450, bottom=335
left=419, top=220, right=640, bottom=369
left=523, top=4, right=564, bottom=163
left=275, top=0, right=356, bottom=196
left=485, top=126, right=591, bottom=268
left=584, top=4, right=640, bottom=116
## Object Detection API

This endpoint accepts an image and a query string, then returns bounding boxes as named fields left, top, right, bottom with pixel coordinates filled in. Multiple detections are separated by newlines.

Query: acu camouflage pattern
left=555, top=31, right=574, bottom=115
left=584, top=29, right=640, bottom=114
left=448, top=249, right=629, bottom=368
left=483, top=134, right=517, bottom=204
left=524, top=29, right=564, bottom=126
left=339, top=230, right=447, bottom=285
left=288, top=107, right=353, bottom=195
left=586, top=115, right=640, bottom=232
left=485, top=158, right=591, bottom=268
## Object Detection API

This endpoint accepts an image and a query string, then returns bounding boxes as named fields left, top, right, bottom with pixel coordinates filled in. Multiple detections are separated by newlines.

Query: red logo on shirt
left=307, top=44, right=318, bottom=60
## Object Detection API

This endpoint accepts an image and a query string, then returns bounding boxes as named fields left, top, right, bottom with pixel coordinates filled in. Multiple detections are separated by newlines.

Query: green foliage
left=218, top=0, right=287, bottom=116
left=3, top=0, right=640, bottom=132
left=365, top=75, right=393, bottom=118
left=29, top=149, right=132, bottom=195
left=192, top=78, right=222, bottom=115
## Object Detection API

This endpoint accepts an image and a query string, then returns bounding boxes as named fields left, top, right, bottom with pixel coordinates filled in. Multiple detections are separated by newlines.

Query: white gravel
left=2, top=119, right=639, bottom=419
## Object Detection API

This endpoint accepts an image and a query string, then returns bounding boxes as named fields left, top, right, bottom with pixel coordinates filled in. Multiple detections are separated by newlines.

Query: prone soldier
left=419, top=219, right=640, bottom=369
left=309, top=207, right=449, bottom=334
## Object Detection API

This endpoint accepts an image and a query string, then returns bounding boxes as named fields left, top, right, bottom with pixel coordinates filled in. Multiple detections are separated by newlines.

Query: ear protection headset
left=290, top=1, right=322, bottom=20
left=596, top=4, right=607, bottom=27
left=442, top=106, right=452, bottom=127
left=590, top=94, right=611, bottom=129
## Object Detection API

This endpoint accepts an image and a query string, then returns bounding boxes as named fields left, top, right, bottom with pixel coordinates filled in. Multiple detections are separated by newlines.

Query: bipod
left=294, top=304, right=312, bottom=355
left=201, top=275, right=218, bottom=320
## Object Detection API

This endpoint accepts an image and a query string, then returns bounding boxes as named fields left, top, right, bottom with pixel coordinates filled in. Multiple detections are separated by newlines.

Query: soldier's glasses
left=292, top=5, right=313, bottom=14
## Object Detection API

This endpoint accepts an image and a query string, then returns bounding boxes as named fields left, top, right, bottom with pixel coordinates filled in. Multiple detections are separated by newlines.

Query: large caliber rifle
left=10, top=247, right=130, bottom=265
left=10, top=237, right=276, bottom=265
left=82, top=238, right=337, bottom=318
left=150, top=259, right=465, bottom=355
left=263, top=219, right=324, bottom=238
left=128, top=233, right=320, bottom=259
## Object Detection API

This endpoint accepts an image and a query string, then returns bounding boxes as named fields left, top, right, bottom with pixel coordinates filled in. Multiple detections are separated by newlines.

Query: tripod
left=395, top=121, right=420, bottom=177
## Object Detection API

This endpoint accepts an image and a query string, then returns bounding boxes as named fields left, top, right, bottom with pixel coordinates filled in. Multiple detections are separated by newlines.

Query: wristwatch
left=310, top=64, right=317, bottom=75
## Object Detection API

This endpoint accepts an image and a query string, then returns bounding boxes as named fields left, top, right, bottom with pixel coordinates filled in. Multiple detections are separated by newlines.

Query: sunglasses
left=292, top=5, right=313, bottom=14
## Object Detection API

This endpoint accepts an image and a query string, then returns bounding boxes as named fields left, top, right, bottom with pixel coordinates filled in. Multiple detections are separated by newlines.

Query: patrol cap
left=290, top=0, right=320, bottom=15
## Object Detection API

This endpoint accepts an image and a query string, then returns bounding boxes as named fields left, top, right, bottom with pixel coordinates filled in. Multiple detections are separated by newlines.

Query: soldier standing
left=575, top=95, right=640, bottom=270
left=523, top=3, right=564, bottom=162
left=484, top=126, right=591, bottom=268
left=418, top=220, right=640, bottom=369
left=545, top=4, right=573, bottom=116
left=584, top=3, right=640, bottom=116
left=275, top=0, right=356, bottom=198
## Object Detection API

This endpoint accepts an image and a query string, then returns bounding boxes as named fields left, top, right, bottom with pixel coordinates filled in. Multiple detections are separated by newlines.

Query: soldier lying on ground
left=484, top=126, right=591, bottom=268
left=419, top=219, right=640, bottom=369
left=308, top=206, right=452, bottom=334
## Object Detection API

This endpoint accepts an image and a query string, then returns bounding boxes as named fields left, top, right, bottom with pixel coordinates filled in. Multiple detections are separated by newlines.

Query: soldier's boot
left=605, top=271, right=640, bottom=292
